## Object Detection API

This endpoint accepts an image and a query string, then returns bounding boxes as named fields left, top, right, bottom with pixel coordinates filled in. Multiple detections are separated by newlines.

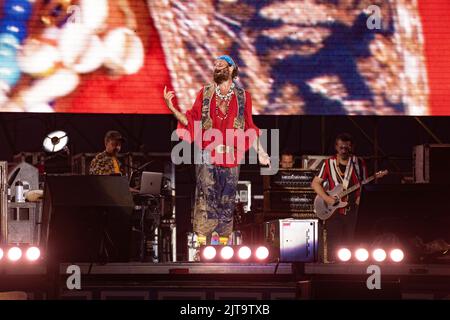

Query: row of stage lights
left=337, top=247, right=404, bottom=263
left=201, top=245, right=404, bottom=263
left=201, top=245, right=270, bottom=262
left=0, top=246, right=41, bottom=263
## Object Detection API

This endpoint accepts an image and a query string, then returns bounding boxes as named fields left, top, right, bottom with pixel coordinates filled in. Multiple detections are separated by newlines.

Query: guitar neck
left=339, top=175, right=376, bottom=198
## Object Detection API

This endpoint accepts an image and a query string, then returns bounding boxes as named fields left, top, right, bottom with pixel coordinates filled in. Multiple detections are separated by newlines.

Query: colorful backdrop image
left=0, top=0, right=448, bottom=115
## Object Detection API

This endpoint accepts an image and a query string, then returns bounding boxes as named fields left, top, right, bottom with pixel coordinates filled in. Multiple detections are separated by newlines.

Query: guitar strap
left=340, top=157, right=354, bottom=190
left=352, top=156, right=363, bottom=183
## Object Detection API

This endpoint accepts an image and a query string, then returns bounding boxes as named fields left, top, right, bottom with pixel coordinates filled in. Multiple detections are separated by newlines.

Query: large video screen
left=0, top=0, right=448, bottom=115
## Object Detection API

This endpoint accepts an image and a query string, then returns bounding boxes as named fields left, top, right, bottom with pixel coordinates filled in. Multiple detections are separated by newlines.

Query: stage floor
left=305, top=262, right=450, bottom=276
left=304, top=262, right=450, bottom=299
left=59, top=262, right=294, bottom=275
left=1, top=262, right=449, bottom=299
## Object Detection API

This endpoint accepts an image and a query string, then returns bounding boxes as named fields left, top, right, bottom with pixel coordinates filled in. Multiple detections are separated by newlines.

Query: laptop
left=139, top=171, right=163, bottom=195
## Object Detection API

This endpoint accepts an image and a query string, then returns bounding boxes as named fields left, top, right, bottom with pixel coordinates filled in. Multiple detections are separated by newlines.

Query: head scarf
left=216, top=55, right=236, bottom=67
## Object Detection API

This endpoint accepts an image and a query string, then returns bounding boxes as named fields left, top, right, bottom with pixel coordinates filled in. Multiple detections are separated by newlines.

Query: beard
left=339, top=151, right=351, bottom=160
left=213, top=67, right=230, bottom=84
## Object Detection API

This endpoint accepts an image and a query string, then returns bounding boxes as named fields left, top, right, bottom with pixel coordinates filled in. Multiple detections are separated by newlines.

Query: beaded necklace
left=215, top=96, right=231, bottom=120
left=215, top=83, right=234, bottom=120
left=215, top=82, right=235, bottom=100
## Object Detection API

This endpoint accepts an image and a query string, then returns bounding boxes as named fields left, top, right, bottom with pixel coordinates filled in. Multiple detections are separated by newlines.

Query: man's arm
left=164, top=86, right=188, bottom=126
left=244, top=91, right=270, bottom=166
left=251, top=136, right=270, bottom=166
left=311, top=176, right=336, bottom=206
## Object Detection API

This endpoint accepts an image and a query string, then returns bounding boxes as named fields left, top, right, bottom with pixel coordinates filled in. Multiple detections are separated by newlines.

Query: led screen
left=0, top=0, right=448, bottom=115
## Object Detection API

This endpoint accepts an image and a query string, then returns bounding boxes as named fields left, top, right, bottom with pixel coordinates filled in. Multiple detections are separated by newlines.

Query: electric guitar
left=314, top=170, right=388, bottom=220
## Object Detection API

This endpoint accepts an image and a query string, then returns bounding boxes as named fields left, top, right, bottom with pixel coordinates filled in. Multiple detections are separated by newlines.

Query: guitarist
left=311, top=133, right=368, bottom=261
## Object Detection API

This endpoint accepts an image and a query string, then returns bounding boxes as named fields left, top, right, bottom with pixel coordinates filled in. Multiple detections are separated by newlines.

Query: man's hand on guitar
left=325, top=195, right=338, bottom=206
left=314, top=169, right=388, bottom=221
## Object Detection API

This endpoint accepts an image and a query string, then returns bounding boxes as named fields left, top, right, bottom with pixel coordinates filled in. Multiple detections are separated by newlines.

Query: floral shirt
left=89, top=151, right=124, bottom=175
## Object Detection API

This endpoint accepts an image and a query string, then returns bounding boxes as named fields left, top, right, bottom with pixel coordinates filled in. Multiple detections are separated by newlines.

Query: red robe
left=177, top=88, right=260, bottom=168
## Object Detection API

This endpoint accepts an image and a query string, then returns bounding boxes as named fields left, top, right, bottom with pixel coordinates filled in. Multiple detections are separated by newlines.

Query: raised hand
left=163, top=86, right=188, bottom=126
left=163, top=86, right=175, bottom=110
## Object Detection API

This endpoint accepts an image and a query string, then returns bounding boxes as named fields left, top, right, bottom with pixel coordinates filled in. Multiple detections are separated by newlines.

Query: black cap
left=105, top=130, right=125, bottom=142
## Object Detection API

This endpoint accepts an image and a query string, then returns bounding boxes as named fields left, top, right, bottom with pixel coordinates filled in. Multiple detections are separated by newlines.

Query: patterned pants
left=193, top=164, right=240, bottom=239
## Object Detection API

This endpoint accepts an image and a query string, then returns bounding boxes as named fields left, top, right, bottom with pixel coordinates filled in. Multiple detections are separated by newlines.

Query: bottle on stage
left=15, top=180, right=25, bottom=203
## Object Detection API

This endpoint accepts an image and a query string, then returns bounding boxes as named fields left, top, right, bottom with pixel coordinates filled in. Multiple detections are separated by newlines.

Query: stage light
left=43, top=130, right=68, bottom=153
left=238, top=246, right=251, bottom=260
left=390, top=249, right=404, bottom=262
left=220, top=246, right=234, bottom=260
left=0, top=248, right=3, bottom=260
left=202, top=246, right=217, bottom=260
left=372, top=248, right=387, bottom=262
left=335, top=245, right=403, bottom=263
left=255, top=246, right=269, bottom=260
left=7, top=247, right=22, bottom=262
left=199, top=245, right=269, bottom=262
left=354, top=248, right=369, bottom=262
left=337, top=248, right=352, bottom=262
left=25, top=247, right=41, bottom=262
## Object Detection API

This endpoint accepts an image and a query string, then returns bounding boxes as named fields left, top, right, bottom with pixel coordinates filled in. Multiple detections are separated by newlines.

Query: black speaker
left=356, top=184, right=450, bottom=262
left=414, top=144, right=450, bottom=183
left=41, top=175, right=134, bottom=263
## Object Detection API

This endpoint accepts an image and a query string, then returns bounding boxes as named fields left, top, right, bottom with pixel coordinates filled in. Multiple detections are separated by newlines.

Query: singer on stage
left=164, top=55, right=270, bottom=244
